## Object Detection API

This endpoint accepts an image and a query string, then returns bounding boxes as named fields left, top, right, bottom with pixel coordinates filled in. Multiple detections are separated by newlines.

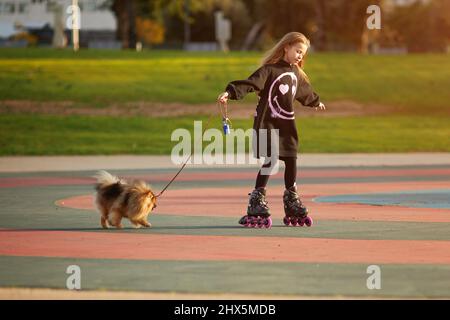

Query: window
left=18, top=2, right=29, bottom=13
left=3, top=2, right=15, bottom=14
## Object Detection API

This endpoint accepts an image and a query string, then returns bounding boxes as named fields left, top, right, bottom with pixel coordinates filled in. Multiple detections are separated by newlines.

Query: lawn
left=1, top=48, right=449, bottom=155
left=1, top=114, right=449, bottom=155
left=0, top=48, right=449, bottom=112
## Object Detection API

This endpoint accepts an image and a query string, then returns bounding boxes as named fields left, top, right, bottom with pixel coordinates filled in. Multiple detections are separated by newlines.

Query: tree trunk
left=112, top=0, right=136, bottom=49
left=314, top=0, right=327, bottom=51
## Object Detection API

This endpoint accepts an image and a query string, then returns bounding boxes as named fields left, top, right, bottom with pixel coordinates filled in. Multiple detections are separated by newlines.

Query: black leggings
left=255, top=157, right=297, bottom=190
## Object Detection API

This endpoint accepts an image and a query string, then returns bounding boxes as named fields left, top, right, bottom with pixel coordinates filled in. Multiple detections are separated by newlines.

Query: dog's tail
left=93, top=170, right=123, bottom=189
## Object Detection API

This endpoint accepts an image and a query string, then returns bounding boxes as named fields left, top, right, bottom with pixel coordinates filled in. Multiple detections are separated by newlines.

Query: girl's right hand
left=315, top=102, right=326, bottom=111
left=217, top=92, right=229, bottom=104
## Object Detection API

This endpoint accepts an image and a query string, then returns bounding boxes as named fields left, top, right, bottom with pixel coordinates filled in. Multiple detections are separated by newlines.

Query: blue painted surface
left=315, top=189, right=450, bottom=209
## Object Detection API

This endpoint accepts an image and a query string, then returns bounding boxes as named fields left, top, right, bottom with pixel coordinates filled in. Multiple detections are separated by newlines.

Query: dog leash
left=155, top=101, right=231, bottom=198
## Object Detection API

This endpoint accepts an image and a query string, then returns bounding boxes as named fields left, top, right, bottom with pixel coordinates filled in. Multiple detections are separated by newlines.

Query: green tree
left=249, top=0, right=381, bottom=52
left=316, top=0, right=382, bottom=52
left=109, top=0, right=177, bottom=49
left=387, top=0, right=450, bottom=52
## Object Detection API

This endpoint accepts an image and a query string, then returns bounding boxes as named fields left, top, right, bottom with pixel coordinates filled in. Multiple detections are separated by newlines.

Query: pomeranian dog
left=94, top=170, right=157, bottom=229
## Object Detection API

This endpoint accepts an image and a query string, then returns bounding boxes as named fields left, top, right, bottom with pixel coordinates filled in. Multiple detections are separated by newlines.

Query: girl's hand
left=217, top=92, right=229, bottom=104
left=315, top=102, right=326, bottom=111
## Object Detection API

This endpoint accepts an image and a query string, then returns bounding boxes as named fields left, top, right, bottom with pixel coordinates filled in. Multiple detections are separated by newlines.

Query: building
left=384, top=0, right=431, bottom=11
left=0, top=0, right=117, bottom=47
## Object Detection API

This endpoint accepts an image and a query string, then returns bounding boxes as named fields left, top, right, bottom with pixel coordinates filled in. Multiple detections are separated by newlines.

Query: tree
left=161, top=0, right=252, bottom=48
left=317, top=0, right=382, bottom=52
left=111, top=0, right=136, bottom=49
left=110, top=0, right=167, bottom=49
left=387, top=0, right=450, bottom=52
left=250, top=0, right=381, bottom=52
left=262, top=0, right=316, bottom=42
left=136, top=17, right=164, bottom=46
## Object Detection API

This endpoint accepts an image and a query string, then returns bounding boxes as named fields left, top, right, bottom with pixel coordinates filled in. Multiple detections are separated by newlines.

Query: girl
left=217, top=32, right=325, bottom=228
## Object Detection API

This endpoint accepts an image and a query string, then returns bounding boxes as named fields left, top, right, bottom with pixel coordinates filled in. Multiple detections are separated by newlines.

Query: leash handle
left=218, top=101, right=232, bottom=135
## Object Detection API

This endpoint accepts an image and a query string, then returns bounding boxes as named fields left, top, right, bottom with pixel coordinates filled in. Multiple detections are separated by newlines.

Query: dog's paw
left=101, top=217, right=110, bottom=229
left=101, top=221, right=110, bottom=229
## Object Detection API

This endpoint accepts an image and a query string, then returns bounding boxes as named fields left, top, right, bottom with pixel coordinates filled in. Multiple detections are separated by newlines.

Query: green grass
left=1, top=114, right=449, bottom=155
left=1, top=48, right=449, bottom=155
left=0, top=48, right=449, bottom=112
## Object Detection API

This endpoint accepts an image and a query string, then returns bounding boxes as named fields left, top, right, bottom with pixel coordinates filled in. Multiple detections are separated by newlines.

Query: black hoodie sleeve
left=295, top=76, right=320, bottom=108
left=225, top=66, right=269, bottom=100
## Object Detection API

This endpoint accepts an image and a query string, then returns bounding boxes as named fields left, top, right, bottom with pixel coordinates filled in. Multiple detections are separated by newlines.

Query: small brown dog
left=94, top=170, right=157, bottom=229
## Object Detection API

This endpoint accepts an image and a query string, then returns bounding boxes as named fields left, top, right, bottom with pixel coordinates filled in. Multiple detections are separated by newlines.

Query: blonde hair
left=262, top=32, right=311, bottom=81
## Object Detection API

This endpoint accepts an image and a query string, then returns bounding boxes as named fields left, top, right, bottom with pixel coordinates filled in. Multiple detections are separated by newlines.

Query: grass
left=0, top=48, right=449, bottom=112
left=1, top=114, right=449, bottom=155
left=1, top=48, right=449, bottom=155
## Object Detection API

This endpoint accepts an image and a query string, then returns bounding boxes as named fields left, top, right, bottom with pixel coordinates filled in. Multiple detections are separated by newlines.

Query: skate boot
left=239, top=187, right=272, bottom=228
left=282, top=185, right=313, bottom=227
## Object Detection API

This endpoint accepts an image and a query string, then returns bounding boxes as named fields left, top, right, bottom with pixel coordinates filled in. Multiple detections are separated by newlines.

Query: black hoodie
left=225, top=59, right=320, bottom=158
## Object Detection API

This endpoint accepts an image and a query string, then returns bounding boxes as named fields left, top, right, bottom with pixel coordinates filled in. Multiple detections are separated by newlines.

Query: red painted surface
left=1, top=230, right=449, bottom=264
left=57, top=181, right=450, bottom=222
left=128, top=168, right=450, bottom=182
left=2, top=168, right=449, bottom=188
left=0, top=177, right=93, bottom=188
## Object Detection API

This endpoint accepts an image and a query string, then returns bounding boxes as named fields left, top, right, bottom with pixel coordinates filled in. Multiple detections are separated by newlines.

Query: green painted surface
left=0, top=256, right=449, bottom=298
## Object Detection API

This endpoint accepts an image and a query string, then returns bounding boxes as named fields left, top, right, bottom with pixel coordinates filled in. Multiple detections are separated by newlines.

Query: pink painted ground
left=1, top=230, right=449, bottom=264
left=57, top=181, right=450, bottom=223
left=2, top=167, right=449, bottom=188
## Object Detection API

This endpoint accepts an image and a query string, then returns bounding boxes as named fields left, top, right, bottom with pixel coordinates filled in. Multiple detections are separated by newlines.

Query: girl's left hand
left=315, top=102, right=326, bottom=111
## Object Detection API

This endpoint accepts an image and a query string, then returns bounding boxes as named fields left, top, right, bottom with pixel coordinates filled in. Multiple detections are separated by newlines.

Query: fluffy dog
left=94, top=170, right=157, bottom=229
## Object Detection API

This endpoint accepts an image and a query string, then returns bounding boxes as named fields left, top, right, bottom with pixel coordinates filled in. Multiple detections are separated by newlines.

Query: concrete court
left=0, top=153, right=449, bottom=299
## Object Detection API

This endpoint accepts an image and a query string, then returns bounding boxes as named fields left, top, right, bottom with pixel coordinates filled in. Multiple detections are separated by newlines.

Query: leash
left=155, top=101, right=231, bottom=198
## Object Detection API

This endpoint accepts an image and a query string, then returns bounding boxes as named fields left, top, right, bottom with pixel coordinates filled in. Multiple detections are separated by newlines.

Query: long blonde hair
left=262, top=32, right=311, bottom=81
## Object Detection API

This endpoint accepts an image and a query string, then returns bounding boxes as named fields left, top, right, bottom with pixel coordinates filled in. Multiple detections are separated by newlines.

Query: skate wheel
left=283, top=216, right=290, bottom=226
left=249, top=217, right=258, bottom=228
left=304, top=216, right=313, bottom=227
left=299, top=219, right=305, bottom=227
left=290, top=217, right=298, bottom=226
left=256, top=217, right=264, bottom=228
left=263, top=217, right=272, bottom=228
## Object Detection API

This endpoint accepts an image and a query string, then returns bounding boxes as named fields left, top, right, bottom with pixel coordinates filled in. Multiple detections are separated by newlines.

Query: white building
left=0, top=0, right=115, bottom=39
left=384, top=0, right=431, bottom=11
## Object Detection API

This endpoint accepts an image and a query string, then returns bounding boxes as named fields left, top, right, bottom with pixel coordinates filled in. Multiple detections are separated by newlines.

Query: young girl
left=217, top=32, right=325, bottom=228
